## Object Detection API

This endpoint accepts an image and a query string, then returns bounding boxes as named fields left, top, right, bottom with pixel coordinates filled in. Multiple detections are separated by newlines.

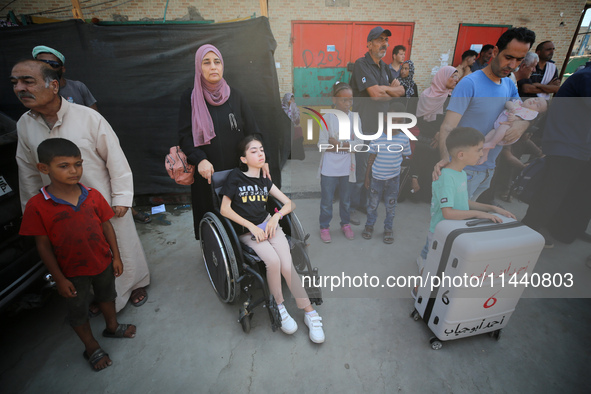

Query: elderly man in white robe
left=10, top=59, right=150, bottom=312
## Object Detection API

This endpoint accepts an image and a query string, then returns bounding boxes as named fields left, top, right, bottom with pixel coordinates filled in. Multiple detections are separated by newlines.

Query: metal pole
left=163, top=0, right=170, bottom=22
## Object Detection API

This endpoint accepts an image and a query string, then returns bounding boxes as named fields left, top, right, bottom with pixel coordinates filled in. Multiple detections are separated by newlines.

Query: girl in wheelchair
left=220, top=135, right=325, bottom=343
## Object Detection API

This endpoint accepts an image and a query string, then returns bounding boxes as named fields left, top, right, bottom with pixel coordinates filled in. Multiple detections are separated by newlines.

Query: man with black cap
left=348, top=26, right=405, bottom=224
left=32, top=45, right=98, bottom=111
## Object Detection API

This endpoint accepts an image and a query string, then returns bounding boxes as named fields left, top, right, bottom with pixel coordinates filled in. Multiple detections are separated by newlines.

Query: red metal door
left=292, top=21, right=414, bottom=98
left=452, top=24, right=511, bottom=66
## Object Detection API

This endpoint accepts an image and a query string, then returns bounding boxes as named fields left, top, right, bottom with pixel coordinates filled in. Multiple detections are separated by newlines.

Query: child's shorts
left=66, top=263, right=117, bottom=327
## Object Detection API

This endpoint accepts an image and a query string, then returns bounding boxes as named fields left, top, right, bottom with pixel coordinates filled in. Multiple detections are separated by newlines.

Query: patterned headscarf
left=397, top=60, right=415, bottom=98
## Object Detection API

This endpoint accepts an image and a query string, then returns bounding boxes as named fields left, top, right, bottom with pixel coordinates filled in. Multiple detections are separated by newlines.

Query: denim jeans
left=365, top=176, right=399, bottom=230
left=420, top=231, right=434, bottom=260
left=465, top=168, right=495, bottom=201
left=350, top=151, right=368, bottom=213
left=320, top=175, right=351, bottom=229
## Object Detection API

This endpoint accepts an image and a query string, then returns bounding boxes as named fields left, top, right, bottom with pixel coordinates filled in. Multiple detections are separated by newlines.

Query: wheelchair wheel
left=287, top=211, right=306, bottom=242
left=199, top=212, right=240, bottom=303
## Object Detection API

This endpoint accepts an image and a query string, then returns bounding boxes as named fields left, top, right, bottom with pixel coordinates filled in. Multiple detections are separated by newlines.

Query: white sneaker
left=279, top=305, right=298, bottom=334
left=304, top=312, right=325, bottom=343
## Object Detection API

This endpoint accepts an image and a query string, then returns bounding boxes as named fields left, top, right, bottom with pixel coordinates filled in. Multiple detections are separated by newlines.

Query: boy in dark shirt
left=19, top=138, right=136, bottom=371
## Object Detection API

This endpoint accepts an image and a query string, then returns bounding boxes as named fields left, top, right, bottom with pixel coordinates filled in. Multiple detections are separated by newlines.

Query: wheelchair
left=199, top=170, right=322, bottom=333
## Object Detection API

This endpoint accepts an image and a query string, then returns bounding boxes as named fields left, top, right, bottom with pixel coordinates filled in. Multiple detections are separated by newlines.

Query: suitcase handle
left=466, top=218, right=495, bottom=227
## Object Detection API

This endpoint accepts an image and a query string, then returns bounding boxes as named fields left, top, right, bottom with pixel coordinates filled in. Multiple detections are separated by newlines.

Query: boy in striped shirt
left=362, top=114, right=412, bottom=244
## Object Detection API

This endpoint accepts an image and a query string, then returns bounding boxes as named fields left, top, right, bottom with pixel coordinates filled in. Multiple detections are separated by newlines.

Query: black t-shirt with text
left=220, top=168, right=274, bottom=234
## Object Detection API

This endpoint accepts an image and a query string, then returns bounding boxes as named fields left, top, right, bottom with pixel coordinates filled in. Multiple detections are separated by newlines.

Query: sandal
left=83, top=348, right=111, bottom=371
left=133, top=210, right=151, bottom=224
left=383, top=231, right=394, bottom=244
left=88, top=302, right=102, bottom=319
left=130, top=287, right=148, bottom=307
left=362, top=225, right=373, bottom=240
left=102, top=323, right=136, bottom=338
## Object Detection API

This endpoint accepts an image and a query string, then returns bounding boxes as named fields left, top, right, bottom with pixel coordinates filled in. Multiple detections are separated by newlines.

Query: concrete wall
left=9, top=0, right=586, bottom=94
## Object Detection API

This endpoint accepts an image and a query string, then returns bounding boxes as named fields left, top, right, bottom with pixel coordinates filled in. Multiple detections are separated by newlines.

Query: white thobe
left=16, top=98, right=150, bottom=312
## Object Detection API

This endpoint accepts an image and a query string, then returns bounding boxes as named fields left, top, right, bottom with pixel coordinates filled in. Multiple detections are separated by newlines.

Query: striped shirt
left=369, top=132, right=412, bottom=180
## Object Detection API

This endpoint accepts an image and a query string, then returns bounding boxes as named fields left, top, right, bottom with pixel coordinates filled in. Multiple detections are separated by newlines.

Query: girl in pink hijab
left=416, top=66, right=459, bottom=122
left=178, top=44, right=263, bottom=239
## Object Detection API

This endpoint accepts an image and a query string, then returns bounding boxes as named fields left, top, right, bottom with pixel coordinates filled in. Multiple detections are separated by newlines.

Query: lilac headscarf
left=191, top=44, right=231, bottom=147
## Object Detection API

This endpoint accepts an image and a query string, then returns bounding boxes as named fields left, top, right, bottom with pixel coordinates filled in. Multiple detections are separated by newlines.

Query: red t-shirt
left=19, top=184, right=115, bottom=278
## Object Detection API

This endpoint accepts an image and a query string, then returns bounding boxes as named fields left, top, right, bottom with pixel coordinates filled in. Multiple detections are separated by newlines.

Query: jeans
left=365, top=176, right=399, bottom=230
left=465, top=168, right=495, bottom=201
left=320, top=175, right=351, bottom=229
left=420, top=232, right=434, bottom=260
left=351, top=151, right=369, bottom=212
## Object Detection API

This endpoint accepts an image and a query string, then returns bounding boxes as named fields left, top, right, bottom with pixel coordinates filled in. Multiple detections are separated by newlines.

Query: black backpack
left=509, top=157, right=546, bottom=204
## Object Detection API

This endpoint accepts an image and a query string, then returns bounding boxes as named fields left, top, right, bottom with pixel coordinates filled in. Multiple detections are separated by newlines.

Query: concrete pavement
left=1, top=148, right=590, bottom=393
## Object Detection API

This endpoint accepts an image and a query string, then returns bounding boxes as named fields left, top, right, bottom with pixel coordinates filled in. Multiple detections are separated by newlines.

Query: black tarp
left=0, top=18, right=288, bottom=194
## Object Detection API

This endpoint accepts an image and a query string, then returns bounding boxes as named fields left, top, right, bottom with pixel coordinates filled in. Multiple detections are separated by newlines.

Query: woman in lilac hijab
left=179, top=44, right=266, bottom=239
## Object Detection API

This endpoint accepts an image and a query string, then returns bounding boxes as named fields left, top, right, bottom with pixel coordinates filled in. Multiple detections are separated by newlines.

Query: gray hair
left=40, top=64, right=59, bottom=88
left=522, top=52, right=539, bottom=68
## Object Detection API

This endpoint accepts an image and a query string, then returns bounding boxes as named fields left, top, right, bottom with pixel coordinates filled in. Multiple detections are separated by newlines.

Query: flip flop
left=383, top=231, right=394, bottom=244
left=83, top=348, right=111, bottom=371
left=133, top=211, right=151, bottom=224
left=362, top=225, right=373, bottom=240
left=102, top=323, right=136, bottom=338
left=130, top=287, right=148, bottom=307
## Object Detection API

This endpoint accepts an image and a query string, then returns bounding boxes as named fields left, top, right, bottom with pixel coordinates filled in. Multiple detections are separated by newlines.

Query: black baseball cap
left=367, top=27, right=392, bottom=42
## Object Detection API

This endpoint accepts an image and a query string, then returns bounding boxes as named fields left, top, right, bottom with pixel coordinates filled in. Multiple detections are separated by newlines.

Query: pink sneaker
left=341, top=224, right=354, bottom=240
left=320, top=228, right=331, bottom=243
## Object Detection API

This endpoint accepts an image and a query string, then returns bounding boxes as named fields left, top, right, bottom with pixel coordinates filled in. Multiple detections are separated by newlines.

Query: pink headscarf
left=191, top=44, right=231, bottom=147
left=416, top=66, right=458, bottom=122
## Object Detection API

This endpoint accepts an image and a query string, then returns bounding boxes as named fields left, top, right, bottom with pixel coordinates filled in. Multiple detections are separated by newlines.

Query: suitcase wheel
left=429, top=337, right=443, bottom=350
left=488, top=329, right=502, bottom=341
left=410, top=309, right=420, bottom=321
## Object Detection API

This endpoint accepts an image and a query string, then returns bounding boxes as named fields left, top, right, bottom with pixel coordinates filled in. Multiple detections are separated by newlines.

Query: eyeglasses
left=37, top=59, right=62, bottom=69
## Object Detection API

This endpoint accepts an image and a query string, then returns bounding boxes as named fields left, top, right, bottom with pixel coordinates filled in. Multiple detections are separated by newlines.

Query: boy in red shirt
left=19, top=138, right=136, bottom=371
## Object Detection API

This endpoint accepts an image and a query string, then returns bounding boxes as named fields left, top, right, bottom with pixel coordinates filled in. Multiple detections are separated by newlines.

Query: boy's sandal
left=88, top=302, right=102, bottom=319
left=102, top=323, right=136, bottom=338
left=362, top=226, right=373, bottom=240
left=83, top=348, right=111, bottom=371
left=133, top=211, right=151, bottom=224
left=383, top=231, right=394, bottom=244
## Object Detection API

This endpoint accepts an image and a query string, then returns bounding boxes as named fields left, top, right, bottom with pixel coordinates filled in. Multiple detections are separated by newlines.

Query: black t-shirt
left=220, top=168, right=274, bottom=233
left=350, top=52, right=394, bottom=136
left=517, top=78, right=536, bottom=98
left=530, top=61, right=558, bottom=84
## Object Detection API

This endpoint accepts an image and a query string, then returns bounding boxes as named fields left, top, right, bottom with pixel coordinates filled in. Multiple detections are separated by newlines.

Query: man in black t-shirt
left=526, top=41, right=560, bottom=99
left=350, top=26, right=405, bottom=132
left=470, top=44, right=494, bottom=72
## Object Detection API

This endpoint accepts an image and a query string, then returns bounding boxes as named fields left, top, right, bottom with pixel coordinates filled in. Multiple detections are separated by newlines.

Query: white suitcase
left=412, top=214, right=544, bottom=349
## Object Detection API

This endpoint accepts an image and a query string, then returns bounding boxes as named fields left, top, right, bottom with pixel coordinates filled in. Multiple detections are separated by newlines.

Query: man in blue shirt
left=434, top=27, right=536, bottom=200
